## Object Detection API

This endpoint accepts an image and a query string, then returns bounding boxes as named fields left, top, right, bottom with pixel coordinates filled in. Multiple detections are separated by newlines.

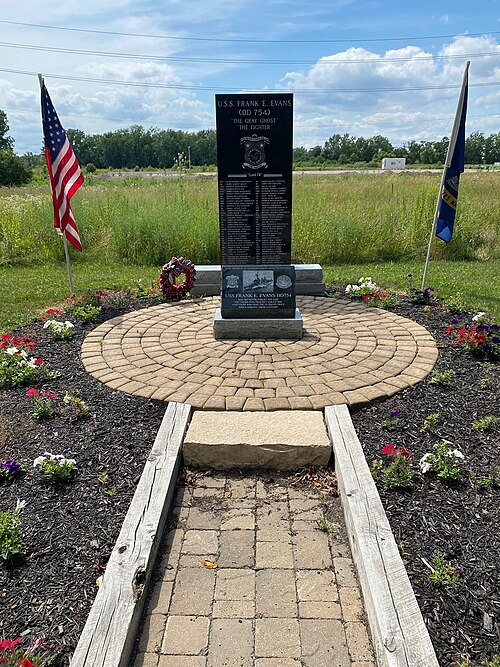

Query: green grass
left=0, top=259, right=498, bottom=331
left=0, top=263, right=159, bottom=330
left=1, top=173, right=498, bottom=329
left=1, top=172, right=499, bottom=266
left=323, top=260, right=500, bottom=321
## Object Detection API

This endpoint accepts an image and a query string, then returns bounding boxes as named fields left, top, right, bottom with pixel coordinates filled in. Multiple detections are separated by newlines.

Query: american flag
left=41, top=82, right=84, bottom=251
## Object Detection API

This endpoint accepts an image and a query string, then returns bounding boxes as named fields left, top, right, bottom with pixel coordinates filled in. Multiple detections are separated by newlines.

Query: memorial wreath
left=159, top=257, right=197, bottom=300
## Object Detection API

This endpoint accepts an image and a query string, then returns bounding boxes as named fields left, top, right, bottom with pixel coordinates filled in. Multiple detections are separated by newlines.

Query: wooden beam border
left=325, top=404, right=439, bottom=667
left=71, top=401, right=191, bottom=667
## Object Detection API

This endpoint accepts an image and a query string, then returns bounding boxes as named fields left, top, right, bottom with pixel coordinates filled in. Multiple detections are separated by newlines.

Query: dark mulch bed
left=346, top=293, right=500, bottom=666
left=0, top=290, right=498, bottom=666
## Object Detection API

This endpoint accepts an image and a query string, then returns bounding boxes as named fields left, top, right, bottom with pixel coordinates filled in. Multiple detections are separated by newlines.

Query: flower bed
left=0, top=287, right=498, bottom=666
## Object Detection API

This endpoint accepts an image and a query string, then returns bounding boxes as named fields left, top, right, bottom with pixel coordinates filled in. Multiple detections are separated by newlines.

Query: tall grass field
left=1, top=172, right=499, bottom=266
left=0, top=172, right=499, bottom=328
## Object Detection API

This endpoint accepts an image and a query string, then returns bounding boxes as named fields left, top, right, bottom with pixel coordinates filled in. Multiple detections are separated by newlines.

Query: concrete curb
left=71, top=400, right=438, bottom=667
left=325, top=404, right=439, bottom=667
left=70, top=402, right=191, bottom=667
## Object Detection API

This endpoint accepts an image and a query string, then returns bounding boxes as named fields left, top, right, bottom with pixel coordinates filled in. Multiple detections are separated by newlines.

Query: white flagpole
left=38, top=73, right=75, bottom=295
left=421, top=61, right=470, bottom=291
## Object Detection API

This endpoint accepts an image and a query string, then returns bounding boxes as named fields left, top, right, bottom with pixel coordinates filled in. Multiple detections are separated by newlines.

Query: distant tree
left=0, top=150, right=32, bottom=186
left=293, top=146, right=310, bottom=162
left=0, top=110, right=14, bottom=151
left=20, top=152, right=44, bottom=169
left=0, top=110, right=32, bottom=185
left=465, top=131, right=486, bottom=164
left=484, top=132, right=500, bottom=163
left=188, top=129, right=216, bottom=166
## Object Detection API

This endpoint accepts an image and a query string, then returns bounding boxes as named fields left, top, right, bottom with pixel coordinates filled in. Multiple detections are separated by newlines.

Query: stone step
left=183, top=410, right=332, bottom=470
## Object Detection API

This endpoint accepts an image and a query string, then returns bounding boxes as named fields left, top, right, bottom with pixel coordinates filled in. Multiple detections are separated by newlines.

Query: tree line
left=0, top=110, right=32, bottom=186
left=294, top=132, right=500, bottom=166
left=2, top=106, right=500, bottom=187
left=65, top=127, right=500, bottom=170
left=66, top=126, right=217, bottom=170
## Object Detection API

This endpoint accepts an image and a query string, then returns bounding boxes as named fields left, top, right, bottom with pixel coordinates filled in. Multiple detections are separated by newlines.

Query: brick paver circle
left=81, top=296, right=438, bottom=410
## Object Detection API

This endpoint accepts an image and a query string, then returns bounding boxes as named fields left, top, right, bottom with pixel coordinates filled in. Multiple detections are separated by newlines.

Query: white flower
left=6, top=346, right=19, bottom=355
left=15, top=499, right=26, bottom=512
left=43, top=319, right=56, bottom=329
left=33, top=456, right=46, bottom=467
left=345, top=284, right=360, bottom=293
left=419, top=452, right=433, bottom=473
left=472, top=312, right=486, bottom=322
left=452, top=449, right=465, bottom=459
left=64, top=321, right=74, bottom=328
left=65, top=458, right=77, bottom=466
left=27, top=358, right=37, bottom=368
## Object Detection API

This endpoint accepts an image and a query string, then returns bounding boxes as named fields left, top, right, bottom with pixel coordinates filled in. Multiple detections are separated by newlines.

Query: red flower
left=382, top=444, right=396, bottom=456
left=26, top=388, right=38, bottom=397
left=1, top=333, right=11, bottom=341
left=446, top=325, right=455, bottom=333
left=18, top=660, right=37, bottom=667
left=361, top=294, right=370, bottom=302
left=400, top=447, right=411, bottom=458
left=0, top=637, right=22, bottom=651
left=0, top=342, right=6, bottom=349
left=34, top=358, right=44, bottom=365
left=11, top=337, right=21, bottom=347
left=46, top=308, right=62, bottom=315
left=40, top=391, right=57, bottom=399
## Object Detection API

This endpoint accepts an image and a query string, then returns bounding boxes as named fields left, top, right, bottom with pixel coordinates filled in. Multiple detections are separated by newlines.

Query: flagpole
left=38, top=73, right=75, bottom=296
left=421, top=61, right=470, bottom=290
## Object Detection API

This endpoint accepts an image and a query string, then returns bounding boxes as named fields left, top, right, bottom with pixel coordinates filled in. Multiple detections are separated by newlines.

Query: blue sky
left=1, top=0, right=499, bottom=154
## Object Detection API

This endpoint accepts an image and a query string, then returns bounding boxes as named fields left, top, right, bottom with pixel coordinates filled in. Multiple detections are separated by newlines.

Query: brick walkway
left=81, top=296, right=438, bottom=410
left=134, top=471, right=375, bottom=667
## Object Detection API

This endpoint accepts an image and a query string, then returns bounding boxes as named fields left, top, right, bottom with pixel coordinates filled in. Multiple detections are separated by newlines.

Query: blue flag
left=435, top=69, right=468, bottom=243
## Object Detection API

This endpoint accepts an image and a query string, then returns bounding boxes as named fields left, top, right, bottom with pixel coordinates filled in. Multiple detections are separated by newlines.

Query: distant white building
left=381, top=157, right=406, bottom=170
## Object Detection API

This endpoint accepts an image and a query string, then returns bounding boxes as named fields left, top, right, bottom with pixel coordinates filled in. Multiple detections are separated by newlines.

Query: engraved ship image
left=244, top=272, right=273, bottom=292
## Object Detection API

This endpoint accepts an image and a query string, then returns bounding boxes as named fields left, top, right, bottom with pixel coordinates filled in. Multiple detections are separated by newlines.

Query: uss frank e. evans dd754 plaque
left=216, top=93, right=293, bottom=266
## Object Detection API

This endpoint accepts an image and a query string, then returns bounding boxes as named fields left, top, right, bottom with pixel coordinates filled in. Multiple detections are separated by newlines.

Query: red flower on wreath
left=159, top=257, right=197, bottom=301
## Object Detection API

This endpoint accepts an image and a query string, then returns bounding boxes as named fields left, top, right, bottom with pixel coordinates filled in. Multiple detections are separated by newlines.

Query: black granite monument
left=214, top=92, right=302, bottom=338
left=216, top=93, right=293, bottom=266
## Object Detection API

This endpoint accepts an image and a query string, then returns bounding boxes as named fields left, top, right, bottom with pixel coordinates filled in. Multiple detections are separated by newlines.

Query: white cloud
left=281, top=36, right=500, bottom=147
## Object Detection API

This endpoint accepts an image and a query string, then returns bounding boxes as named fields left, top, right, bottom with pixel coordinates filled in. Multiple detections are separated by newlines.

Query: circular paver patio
left=81, top=296, right=438, bottom=410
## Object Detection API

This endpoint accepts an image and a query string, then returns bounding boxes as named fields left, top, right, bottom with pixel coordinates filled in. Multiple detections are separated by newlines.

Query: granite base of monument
left=190, top=264, right=325, bottom=297
left=213, top=308, right=303, bottom=340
